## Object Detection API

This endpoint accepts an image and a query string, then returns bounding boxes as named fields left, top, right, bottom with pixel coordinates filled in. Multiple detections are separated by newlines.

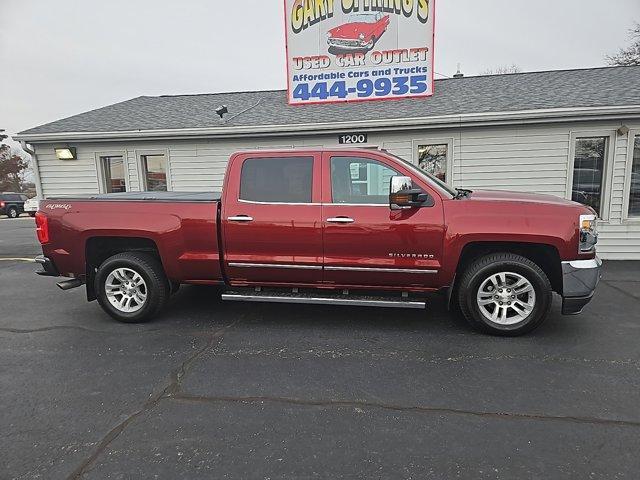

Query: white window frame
left=95, top=151, right=129, bottom=194
left=566, top=130, right=616, bottom=221
left=622, top=129, right=640, bottom=222
left=412, top=138, right=455, bottom=188
left=136, top=148, right=172, bottom=192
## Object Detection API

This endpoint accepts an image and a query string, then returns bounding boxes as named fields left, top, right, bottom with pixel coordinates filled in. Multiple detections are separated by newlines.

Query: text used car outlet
left=34, top=148, right=602, bottom=336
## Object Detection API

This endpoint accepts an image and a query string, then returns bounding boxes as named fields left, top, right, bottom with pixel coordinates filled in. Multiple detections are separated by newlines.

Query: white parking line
left=0, top=258, right=36, bottom=262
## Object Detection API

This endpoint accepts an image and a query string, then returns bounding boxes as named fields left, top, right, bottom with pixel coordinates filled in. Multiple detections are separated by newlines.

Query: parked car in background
left=0, top=193, right=28, bottom=218
left=34, top=148, right=601, bottom=336
left=327, top=12, right=389, bottom=52
left=23, top=197, right=39, bottom=217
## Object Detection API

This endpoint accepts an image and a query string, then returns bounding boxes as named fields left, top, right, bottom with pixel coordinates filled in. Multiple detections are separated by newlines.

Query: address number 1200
left=292, top=75, right=428, bottom=101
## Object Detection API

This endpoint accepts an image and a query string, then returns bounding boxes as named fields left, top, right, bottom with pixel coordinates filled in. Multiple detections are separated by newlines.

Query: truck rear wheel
left=95, top=252, right=169, bottom=323
left=457, top=252, right=552, bottom=336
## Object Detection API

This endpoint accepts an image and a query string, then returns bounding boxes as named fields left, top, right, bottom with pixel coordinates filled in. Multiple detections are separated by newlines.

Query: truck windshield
left=384, top=152, right=457, bottom=198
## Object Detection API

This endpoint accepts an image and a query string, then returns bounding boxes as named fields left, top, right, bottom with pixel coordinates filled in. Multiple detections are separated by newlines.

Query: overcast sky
left=1, top=0, right=638, bottom=138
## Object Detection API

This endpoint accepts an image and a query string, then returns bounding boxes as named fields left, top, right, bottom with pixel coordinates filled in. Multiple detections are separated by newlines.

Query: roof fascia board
left=15, top=105, right=640, bottom=143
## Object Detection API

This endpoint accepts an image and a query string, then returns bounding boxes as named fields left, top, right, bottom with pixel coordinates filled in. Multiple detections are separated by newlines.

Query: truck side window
left=331, top=157, right=399, bottom=204
left=240, top=157, right=313, bottom=203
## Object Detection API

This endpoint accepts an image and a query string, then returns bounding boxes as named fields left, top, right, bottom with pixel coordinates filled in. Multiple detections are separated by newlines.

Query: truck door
left=321, top=152, right=446, bottom=289
left=221, top=153, right=323, bottom=286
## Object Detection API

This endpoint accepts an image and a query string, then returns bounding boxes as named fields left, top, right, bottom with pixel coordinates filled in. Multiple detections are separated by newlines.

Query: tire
left=457, top=252, right=552, bottom=336
left=95, top=252, right=169, bottom=323
left=7, top=207, right=18, bottom=219
left=29, top=212, right=36, bottom=217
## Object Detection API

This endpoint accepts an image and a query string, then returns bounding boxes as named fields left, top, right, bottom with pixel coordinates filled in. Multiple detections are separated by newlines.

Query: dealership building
left=15, top=66, right=640, bottom=259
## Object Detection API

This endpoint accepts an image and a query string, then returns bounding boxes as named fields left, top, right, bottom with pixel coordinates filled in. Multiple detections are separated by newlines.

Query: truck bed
left=39, top=192, right=223, bottom=285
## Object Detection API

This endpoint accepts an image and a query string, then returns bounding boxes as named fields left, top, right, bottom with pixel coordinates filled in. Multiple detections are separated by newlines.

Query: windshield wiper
left=454, top=188, right=473, bottom=199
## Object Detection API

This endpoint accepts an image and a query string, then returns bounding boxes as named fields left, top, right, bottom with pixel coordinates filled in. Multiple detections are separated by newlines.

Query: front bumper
left=561, top=257, right=602, bottom=315
left=327, top=38, right=371, bottom=50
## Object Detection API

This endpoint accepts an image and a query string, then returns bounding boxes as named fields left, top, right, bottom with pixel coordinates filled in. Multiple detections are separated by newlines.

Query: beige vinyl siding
left=454, top=128, right=570, bottom=197
left=36, top=146, right=100, bottom=197
left=32, top=119, right=640, bottom=259
left=125, top=150, right=140, bottom=192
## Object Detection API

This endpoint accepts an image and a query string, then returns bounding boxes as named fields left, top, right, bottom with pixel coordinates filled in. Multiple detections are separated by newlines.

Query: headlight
left=359, top=33, right=365, bottom=40
left=579, top=214, right=597, bottom=253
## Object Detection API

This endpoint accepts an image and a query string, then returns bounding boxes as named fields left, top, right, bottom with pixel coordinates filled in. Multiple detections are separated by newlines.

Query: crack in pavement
left=211, top=347, right=640, bottom=368
left=66, top=320, right=237, bottom=480
left=0, top=326, right=127, bottom=335
left=169, top=393, right=640, bottom=429
left=0, top=325, right=225, bottom=336
left=600, top=280, right=640, bottom=302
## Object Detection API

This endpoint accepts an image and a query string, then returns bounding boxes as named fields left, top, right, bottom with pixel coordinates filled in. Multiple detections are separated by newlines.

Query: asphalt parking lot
left=1, top=216, right=639, bottom=479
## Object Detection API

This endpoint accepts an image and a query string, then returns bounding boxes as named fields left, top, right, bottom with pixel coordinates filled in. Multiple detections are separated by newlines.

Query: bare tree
left=0, top=144, right=30, bottom=192
left=606, top=22, right=640, bottom=66
left=479, top=64, right=522, bottom=75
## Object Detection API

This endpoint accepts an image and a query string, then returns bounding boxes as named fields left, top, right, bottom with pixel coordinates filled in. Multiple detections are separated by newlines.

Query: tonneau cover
left=47, top=191, right=221, bottom=202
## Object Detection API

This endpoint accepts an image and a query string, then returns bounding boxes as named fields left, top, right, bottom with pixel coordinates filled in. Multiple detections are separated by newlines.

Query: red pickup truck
left=34, top=148, right=601, bottom=336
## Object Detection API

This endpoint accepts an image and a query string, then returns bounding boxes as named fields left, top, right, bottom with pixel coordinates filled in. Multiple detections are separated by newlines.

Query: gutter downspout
left=20, top=141, right=43, bottom=199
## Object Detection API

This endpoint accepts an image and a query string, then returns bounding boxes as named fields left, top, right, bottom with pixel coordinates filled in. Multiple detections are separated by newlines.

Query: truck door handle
left=228, top=215, right=254, bottom=222
left=326, top=217, right=355, bottom=224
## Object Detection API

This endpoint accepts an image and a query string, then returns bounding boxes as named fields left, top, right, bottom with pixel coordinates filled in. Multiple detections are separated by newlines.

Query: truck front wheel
left=95, top=252, right=169, bottom=323
left=457, top=252, right=552, bottom=336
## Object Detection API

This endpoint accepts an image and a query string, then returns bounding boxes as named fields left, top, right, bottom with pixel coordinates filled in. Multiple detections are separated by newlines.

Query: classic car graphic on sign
left=327, top=12, right=390, bottom=53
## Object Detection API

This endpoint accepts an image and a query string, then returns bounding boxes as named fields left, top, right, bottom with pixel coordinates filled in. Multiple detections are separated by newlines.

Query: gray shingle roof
left=18, top=66, right=640, bottom=136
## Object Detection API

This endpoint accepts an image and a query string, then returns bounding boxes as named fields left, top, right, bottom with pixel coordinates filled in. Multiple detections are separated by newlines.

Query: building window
left=629, top=135, right=640, bottom=217
left=240, top=157, right=313, bottom=203
left=331, top=156, right=399, bottom=204
left=571, top=137, right=608, bottom=216
left=418, top=144, right=448, bottom=182
left=100, top=156, right=126, bottom=193
left=141, top=154, right=168, bottom=191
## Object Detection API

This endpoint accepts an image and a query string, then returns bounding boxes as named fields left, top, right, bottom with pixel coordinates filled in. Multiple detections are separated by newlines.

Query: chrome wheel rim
left=9, top=209, right=17, bottom=218
left=476, top=272, right=536, bottom=325
left=105, top=268, right=147, bottom=313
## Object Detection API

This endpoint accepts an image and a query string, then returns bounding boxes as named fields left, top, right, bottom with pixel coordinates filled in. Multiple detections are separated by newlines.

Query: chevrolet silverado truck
left=34, top=148, right=601, bottom=336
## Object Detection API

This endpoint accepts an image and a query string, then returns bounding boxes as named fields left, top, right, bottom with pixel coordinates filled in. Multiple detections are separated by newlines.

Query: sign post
left=284, top=0, right=435, bottom=105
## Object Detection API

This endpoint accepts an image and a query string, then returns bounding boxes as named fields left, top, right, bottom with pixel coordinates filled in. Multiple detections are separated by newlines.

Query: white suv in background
left=23, top=197, right=39, bottom=217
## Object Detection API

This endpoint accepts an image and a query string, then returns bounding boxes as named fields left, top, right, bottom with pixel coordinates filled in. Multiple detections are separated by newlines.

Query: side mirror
left=389, top=176, right=431, bottom=210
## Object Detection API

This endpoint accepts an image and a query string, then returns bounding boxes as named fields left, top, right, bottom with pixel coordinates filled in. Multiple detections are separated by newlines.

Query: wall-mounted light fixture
left=55, top=147, right=77, bottom=160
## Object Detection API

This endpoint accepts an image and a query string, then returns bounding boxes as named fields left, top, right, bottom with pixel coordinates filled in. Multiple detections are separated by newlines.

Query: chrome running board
left=221, top=290, right=426, bottom=309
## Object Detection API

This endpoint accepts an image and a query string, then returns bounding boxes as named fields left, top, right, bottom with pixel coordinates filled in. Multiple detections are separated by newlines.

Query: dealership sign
left=284, top=0, right=434, bottom=105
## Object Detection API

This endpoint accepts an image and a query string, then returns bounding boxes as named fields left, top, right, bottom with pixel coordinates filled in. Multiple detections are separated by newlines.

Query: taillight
left=35, top=211, right=50, bottom=244
left=0, top=201, right=5, bottom=208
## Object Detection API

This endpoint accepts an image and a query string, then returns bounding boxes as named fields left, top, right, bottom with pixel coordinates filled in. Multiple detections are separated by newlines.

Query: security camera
left=215, top=105, right=228, bottom=119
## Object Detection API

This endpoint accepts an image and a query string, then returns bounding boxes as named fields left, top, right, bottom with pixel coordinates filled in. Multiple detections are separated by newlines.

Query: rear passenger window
left=240, top=157, right=313, bottom=203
